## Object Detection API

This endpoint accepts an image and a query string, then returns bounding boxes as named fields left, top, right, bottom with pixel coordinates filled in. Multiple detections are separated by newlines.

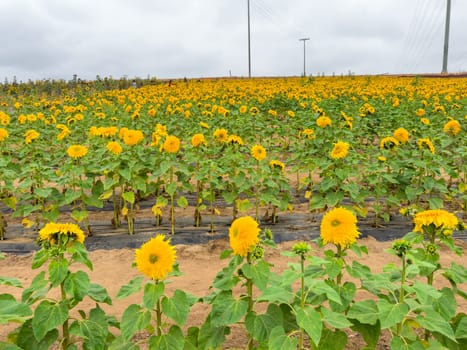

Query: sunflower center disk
left=149, top=254, right=158, bottom=264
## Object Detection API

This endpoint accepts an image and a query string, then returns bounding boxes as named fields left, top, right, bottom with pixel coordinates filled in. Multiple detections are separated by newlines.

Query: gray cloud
left=1, top=0, right=466, bottom=82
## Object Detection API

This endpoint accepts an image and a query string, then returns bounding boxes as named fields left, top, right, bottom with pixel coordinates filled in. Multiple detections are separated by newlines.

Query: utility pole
left=442, top=0, right=451, bottom=74
left=247, top=0, right=251, bottom=78
left=299, top=38, right=310, bottom=76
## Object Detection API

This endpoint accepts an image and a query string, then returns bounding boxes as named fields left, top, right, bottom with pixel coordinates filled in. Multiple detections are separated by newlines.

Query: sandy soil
left=1, top=236, right=466, bottom=349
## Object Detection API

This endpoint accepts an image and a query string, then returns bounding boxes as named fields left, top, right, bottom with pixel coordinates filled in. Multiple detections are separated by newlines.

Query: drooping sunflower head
left=135, top=235, right=177, bottom=281
left=413, top=209, right=458, bottom=237
left=251, top=144, right=267, bottom=161
left=67, top=144, right=88, bottom=159
left=39, top=222, right=86, bottom=246
left=163, top=135, right=181, bottom=153
left=330, top=141, right=349, bottom=159
left=393, top=127, right=409, bottom=143
left=443, top=119, right=461, bottom=136
left=417, top=138, right=435, bottom=154
left=24, top=129, right=40, bottom=144
left=320, top=207, right=360, bottom=248
left=269, top=159, right=285, bottom=172
left=379, top=136, right=399, bottom=150
left=229, top=216, right=261, bottom=257
left=227, top=134, right=244, bottom=146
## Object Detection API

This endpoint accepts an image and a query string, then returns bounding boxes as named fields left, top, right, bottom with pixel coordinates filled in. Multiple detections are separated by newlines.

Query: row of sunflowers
left=0, top=76, right=466, bottom=238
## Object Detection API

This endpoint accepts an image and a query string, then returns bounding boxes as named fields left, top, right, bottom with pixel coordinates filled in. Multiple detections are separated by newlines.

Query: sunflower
left=227, top=135, right=244, bottom=146
left=393, top=127, right=409, bottom=143
left=413, top=209, right=458, bottom=237
left=199, top=121, right=210, bottom=129
left=320, top=207, right=360, bottom=248
left=239, top=105, right=248, bottom=113
left=330, top=141, right=349, bottom=159
left=301, top=128, right=314, bottom=139
left=0, top=128, right=8, bottom=142
left=67, top=144, right=88, bottom=159
left=420, top=118, right=430, bottom=125
left=123, top=129, right=144, bottom=146
left=249, top=106, right=259, bottom=115
left=56, top=124, right=70, bottom=140
left=229, top=216, right=260, bottom=257
left=415, top=108, right=426, bottom=117
left=287, top=110, right=295, bottom=117
left=269, top=159, right=285, bottom=171
left=163, top=135, right=181, bottom=153
left=135, top=235, right=176, bottom=281
left=251, top=144, right=267, bottom=161
left=155, top=123, right=168, bottom=137
left=107, top=141, right=123, bottom=155
left=443, top=119, right=461, bottom=136
left=379, top=136, right=399, bottom=150
left=0, top=111, right=10, bottom=126
left=417, top=138, right=435, bottom=154
left=24, top=129, right=40, bottom=144
left=316, top=116, right=332, bottom=128
left=39, top=222, right=85, bottom=245
left=213, top=128, right=228, bottom=142
left=191, top=133, right=206, bottom=147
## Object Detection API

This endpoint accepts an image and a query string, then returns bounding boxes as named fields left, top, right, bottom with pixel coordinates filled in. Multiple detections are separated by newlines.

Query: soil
left=1, top=204, right=466, bottom=348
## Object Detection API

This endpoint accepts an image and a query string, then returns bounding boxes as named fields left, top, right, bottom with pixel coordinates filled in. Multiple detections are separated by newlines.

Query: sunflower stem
left=156, top=291, right=162, bottom=337
left=169, top=166, right=175, bottom=235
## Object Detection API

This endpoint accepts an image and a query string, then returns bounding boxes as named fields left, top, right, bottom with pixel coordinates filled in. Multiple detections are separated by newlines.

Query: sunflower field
left=0, top=75, right=466, bottom=349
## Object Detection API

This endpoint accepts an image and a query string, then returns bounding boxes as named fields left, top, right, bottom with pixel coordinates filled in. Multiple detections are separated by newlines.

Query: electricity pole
left=441, top=0, right=451, bottom=74
left=299, top=38, right=310, bottom=76
left=247, top=0, right=251, bottom=78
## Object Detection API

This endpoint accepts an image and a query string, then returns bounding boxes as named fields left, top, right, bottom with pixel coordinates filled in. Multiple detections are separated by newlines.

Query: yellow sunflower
left=227, top=135, right=244, bottom=146
left=0, top=128, right=8, bottom=142
left=413, top=209, right=458, bottom=237
left=123, top=129, right=144, bottom=146
left=269, top=159, right=285, bottom=171
left=229, top=216, right=260, bottom=257
left=106, top=141, right=123, bottom=155
left=251, top=144, right=267, bottom=161
left=316, top=116, right=332, bottom=128
left=443, top=119, right=461, bottom=136
left=379, top=136, right=399, bottom=150
left=415, top=108, right=426, bottom=117
left=24, top=129, right=40, bottom=144
left=135, top=235, right=176, bottom=281
left=330, top=141, right=349, bottom=159
left=67, top=144, right=88, bottom=159
left=417, top=138, right=435, bottom=154
left=163, top=135, right=181, bottom=153
left=213, top=128, right=228, bottom=142
left=191, top=133, right=206, bottom=147
left=39, top=222, right=85, bottom=245
left=393, top=127, right=409, bottom=143
left=320, top=207, right=360, bottom=248
left=420, top=118, right=430, bottom=125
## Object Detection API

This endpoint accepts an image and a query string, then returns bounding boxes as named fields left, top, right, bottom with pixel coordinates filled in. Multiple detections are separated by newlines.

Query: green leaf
left=0, top=294, right=32, bottom=324
left=149, top=325, right=184, bottom=350
left=443, top=262, right=467, bottom=284
left=325, top=191, right=344, bottom=207
left=212, top=255, right=242, bottom=290
left=416, top=309, right=456, bottom=342
left=198, top=315, right=230, bottom=350
left=0, top=276, right=23, bottom=288
left=32, top=249, right=49, bottom=269
left=176, top=195, right=188, bottom=208
left=120, top=304, right=151, bottom=341
left=210, top=290, right=248, bottom=327
left=412, top=281, right=442, bottom=305
left=245, top=304, right=284, bottom=344
left=22, top=271, right=49, bottom=303
left=17, top=319, right=59, bottom=350
left=69, top=306, right=109, bottom=350
left=64, top=270, right=90, bottom=301
left=241, top=260, right=270, bottom=291
left=121, top=191, right=135, bottom=204
left=377, top=299, right=409, bottom=329
left=143, top=282, right=165, bottom=310
left=69, top=242, right=93, bottom=270
left=433, top=287, right=457, bottom=321
left=318, top=328, right=348, bottom=350
left=32, top=300, right=69, bottom=341
left=428, top=197, right=444, bottom=209
left=118, top=167, right=132, bottom=181
left=268, top=326, right=297, bottom=350
left=83, top=194, right=104, bottom=208
left=309, top=280, right=342, bottom=305
left=88, top=283, right=112, bottom=304
left=347, top=299, right=379, bottom=325
left=351, top=319, right=381, bottom=349
left=454, top=315, right=467, bottom=339
left=162, top=289, right=197, bottom=326
left=117, top=276, right=144, bottom=299
left=296, top=305, right=322, bottom=346
left=71, top=209, right=88, bottom=223
left=322, top=307, right=353, bottom=329
left=165, top=182, right=177, bottom=197
left=0, top=342, right=22, bottom=350
left=64, top=190, right=82, bottom=205
left=258, top=284, right=294, bottom=304
left=49, top=258, right=69, bottom=287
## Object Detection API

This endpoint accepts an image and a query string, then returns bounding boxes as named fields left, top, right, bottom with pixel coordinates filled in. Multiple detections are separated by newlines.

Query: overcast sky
left=1, top=0, right=466, bottom=82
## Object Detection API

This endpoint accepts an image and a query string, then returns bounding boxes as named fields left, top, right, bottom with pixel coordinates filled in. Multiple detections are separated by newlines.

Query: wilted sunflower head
left=135, top=235, right=177, bottom=281
left=320, top=207, right=360, bottom=248
left=417, top=138, right=435, bottom=154
left=229, top=216, right=260, bottom=257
